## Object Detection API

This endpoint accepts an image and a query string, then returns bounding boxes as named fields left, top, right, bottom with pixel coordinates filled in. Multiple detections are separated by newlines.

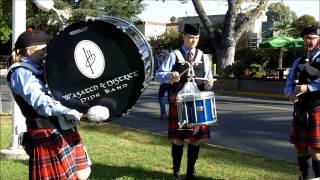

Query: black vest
left=171, top=48, right=205, bottom=93
left=295, top=52, right=320, bottom=111
left=7, top=65, right=59, bottom=129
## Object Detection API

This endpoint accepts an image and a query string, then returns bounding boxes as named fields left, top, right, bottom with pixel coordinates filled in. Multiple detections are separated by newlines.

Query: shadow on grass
left=90, top=163, right=222, bottom=180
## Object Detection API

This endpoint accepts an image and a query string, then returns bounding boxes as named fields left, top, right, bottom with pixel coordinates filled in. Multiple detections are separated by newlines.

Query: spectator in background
left=156, top=51, right=171, bottom=120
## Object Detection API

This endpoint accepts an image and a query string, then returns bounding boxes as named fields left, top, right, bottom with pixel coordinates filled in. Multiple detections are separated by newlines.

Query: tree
left=269, top=22, right=294, bottom=36
left=0, top=0, right=11, bottom=44
left=0, top=0, right=145, bottom=43
left=71, top=0, right=145, bottom=21
left=266, top=2, right=296, bottom=23
left=170, top=16, right=177, bottom=23
left=290, top=14, right=318, bottom=38
left=149, top=29, right=181, bottom=52
left=266, top=2, right=296, bottom=38
left=191, top=0, right=268, bottom=74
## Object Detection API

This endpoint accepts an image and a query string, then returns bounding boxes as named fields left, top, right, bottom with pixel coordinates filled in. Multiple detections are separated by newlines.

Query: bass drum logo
left=74, top=40, right=105, bottom=79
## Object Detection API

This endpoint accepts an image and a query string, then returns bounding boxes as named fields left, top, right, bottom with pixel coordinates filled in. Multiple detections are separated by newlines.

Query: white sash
left=7, top=62, right=42, bottom=76
left=173, top=49, right=203, bottom=65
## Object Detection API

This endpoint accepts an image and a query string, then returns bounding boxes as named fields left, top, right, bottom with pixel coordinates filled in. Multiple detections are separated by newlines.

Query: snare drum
left=45, top=16, right=153, bottom=120
left=176, top=91, right=217, bottom=129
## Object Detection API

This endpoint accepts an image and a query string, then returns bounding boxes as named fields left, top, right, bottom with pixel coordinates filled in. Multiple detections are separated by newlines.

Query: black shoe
left=173, top=171, right=181, bottom=180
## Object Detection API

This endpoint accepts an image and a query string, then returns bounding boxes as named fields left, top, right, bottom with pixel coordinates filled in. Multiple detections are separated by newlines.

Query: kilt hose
left=291, top=106, right=320, bottom=148
left=168, top=92, right=211, bottom=141
left=28, top=128, right=91, bottom=180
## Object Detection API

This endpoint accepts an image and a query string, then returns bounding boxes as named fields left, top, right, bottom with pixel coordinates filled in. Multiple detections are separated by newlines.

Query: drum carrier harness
left=171, top=48, right=205, bottom=92
left=7, top=62, right=59, bottom=129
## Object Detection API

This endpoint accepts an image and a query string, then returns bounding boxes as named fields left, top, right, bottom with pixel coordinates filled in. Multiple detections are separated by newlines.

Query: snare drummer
left=6, top=29, right=91, bottom=180
left=155, top=24, right=214, bottom=180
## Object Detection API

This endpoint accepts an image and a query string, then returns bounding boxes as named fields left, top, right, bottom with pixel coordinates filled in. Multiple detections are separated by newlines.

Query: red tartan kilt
left=28, top=128, right=90, bottom=180
left=290, top=106, right=320, bottom=148
left=168, top=93, right=211, bottom=141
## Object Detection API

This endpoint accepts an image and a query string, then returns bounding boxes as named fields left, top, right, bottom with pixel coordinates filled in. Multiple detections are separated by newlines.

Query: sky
left=138, top=0, right=320, bottom=23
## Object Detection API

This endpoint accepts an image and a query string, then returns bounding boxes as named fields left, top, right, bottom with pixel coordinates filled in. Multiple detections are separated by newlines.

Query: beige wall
left=136, top=21, right=172, bottom=40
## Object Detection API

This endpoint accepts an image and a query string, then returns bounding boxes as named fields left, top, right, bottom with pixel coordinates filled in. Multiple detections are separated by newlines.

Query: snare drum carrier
left=45, top=16, right=153, bottom=120
left=172, top=49, right=217, bottom=129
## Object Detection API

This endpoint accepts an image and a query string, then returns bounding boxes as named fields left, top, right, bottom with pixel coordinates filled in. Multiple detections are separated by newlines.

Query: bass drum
left=45, top=16, right=153, bottom=120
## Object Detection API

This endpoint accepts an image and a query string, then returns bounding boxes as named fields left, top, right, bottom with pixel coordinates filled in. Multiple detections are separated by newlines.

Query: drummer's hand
left=294, top=84, right=308, bottom=97
left=207, top=78, right=217, bottom=84
left=204, top=78, right=217, bottom=89
left=171, top=71, right=180, bottom=83
left=65, top=109, right=82, bottom=122
left=288, top=94, right=298, bottom=102
left=79, top=113, right=84, bottom=120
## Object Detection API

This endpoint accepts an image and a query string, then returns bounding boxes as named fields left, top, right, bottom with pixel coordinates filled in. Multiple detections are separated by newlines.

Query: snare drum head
left=45, top=18, right=150, bottom=120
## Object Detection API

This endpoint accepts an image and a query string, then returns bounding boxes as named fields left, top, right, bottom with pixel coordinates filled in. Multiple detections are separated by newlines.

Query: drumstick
left=194, top=77, right=217, bottom=82
left=194, top=77, right=208, bottom=81
left=169, top=68, right=190, bottom=84
left=178, top=67, right=190, bottom=77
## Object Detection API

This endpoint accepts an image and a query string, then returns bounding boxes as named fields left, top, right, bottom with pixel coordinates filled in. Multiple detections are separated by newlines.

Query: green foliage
left=148, top=29, right=181, bottom=52
left=0, top=0, right=12, bottom=43
left=0, top=0, right=145, bottom=46
left=27, top=2, right=61, bottom=36
left=71, top=0, right=144, bottom=21
left=266, top=2, right=294, bottom=22
left=148, top=30, right=214, bottom=55
left=245, top=64, right=264, bottom=78
left=269, top=22, right=294, bottom=36
left=224, top=47, right=305, bottom=78
left=290, top=15, right=318, bottom=37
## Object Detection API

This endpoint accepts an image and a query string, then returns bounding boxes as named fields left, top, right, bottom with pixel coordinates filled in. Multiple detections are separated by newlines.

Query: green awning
left=259, top=36, right=304, bottom=48
left=292, top=37, right=304, bottom=47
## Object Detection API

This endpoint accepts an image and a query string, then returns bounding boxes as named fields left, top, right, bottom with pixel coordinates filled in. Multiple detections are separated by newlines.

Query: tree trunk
left=191, top=0, right=268, bottom=75
left=215, top=45, right=236, bottom=75
left=278, top=47, right=283, bottom=69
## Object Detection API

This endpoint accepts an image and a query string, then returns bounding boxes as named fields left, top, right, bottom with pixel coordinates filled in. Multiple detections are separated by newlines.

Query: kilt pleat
left=168, top=93, right=211, bottom=140
left=29, top=128, right=90, bottom=180
left=290, top=106, right=320, bottom=148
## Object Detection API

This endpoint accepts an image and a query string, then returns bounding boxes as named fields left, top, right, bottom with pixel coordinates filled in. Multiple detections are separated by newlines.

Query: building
left=178, top=13, right=268, bottom=48
left=135, top=21, right=178, bottom=40
left=136, top=13, right=269, bottom=48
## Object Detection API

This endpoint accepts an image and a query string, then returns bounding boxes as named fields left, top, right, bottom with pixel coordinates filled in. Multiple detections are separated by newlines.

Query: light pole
left=0, top=0, right=28, bottom=159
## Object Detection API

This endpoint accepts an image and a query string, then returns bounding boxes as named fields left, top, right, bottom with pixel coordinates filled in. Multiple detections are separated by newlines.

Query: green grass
left=0, top=116, right=298, bottom=179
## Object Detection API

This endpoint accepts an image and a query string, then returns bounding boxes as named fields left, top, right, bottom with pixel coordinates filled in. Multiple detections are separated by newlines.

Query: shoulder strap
left=7, top=62, right=42, bottom=81
left=194, top=49, right=203, bottom=63
left=7, top=62, right=42, bottom=75
left=173, top=49, right=186, bottom=63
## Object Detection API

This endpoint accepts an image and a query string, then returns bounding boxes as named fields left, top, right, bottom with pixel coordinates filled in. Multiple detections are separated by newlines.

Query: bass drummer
left=6, top=28, right=91, bottom=180
left=155, top=23, right=215, bottom=180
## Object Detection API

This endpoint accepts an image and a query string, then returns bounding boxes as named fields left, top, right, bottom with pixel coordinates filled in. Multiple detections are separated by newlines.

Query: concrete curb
left=148, top=81, right=286, bottom=100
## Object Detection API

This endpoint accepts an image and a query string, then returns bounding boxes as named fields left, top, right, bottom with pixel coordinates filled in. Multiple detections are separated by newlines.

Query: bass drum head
left=45, top=18, right=150, bottom=120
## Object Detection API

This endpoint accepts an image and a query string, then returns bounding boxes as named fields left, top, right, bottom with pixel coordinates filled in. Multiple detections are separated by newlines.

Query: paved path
left=112, top=82, right=296, bottom=162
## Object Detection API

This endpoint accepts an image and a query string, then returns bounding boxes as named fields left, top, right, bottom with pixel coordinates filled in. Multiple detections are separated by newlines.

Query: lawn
left=0, top=116, right=298, bottom=179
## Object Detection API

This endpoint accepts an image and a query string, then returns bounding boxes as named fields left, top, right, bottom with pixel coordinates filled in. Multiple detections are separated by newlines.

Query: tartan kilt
left=290, top=106, right=320, bottom=148
left=28, top=128, right=91, bottom=180
left=168, top=93, right=211, bottom=141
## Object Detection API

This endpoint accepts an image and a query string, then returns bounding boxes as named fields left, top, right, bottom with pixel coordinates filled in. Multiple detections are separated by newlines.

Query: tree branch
left=234, top=0, right=268, bottom=41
